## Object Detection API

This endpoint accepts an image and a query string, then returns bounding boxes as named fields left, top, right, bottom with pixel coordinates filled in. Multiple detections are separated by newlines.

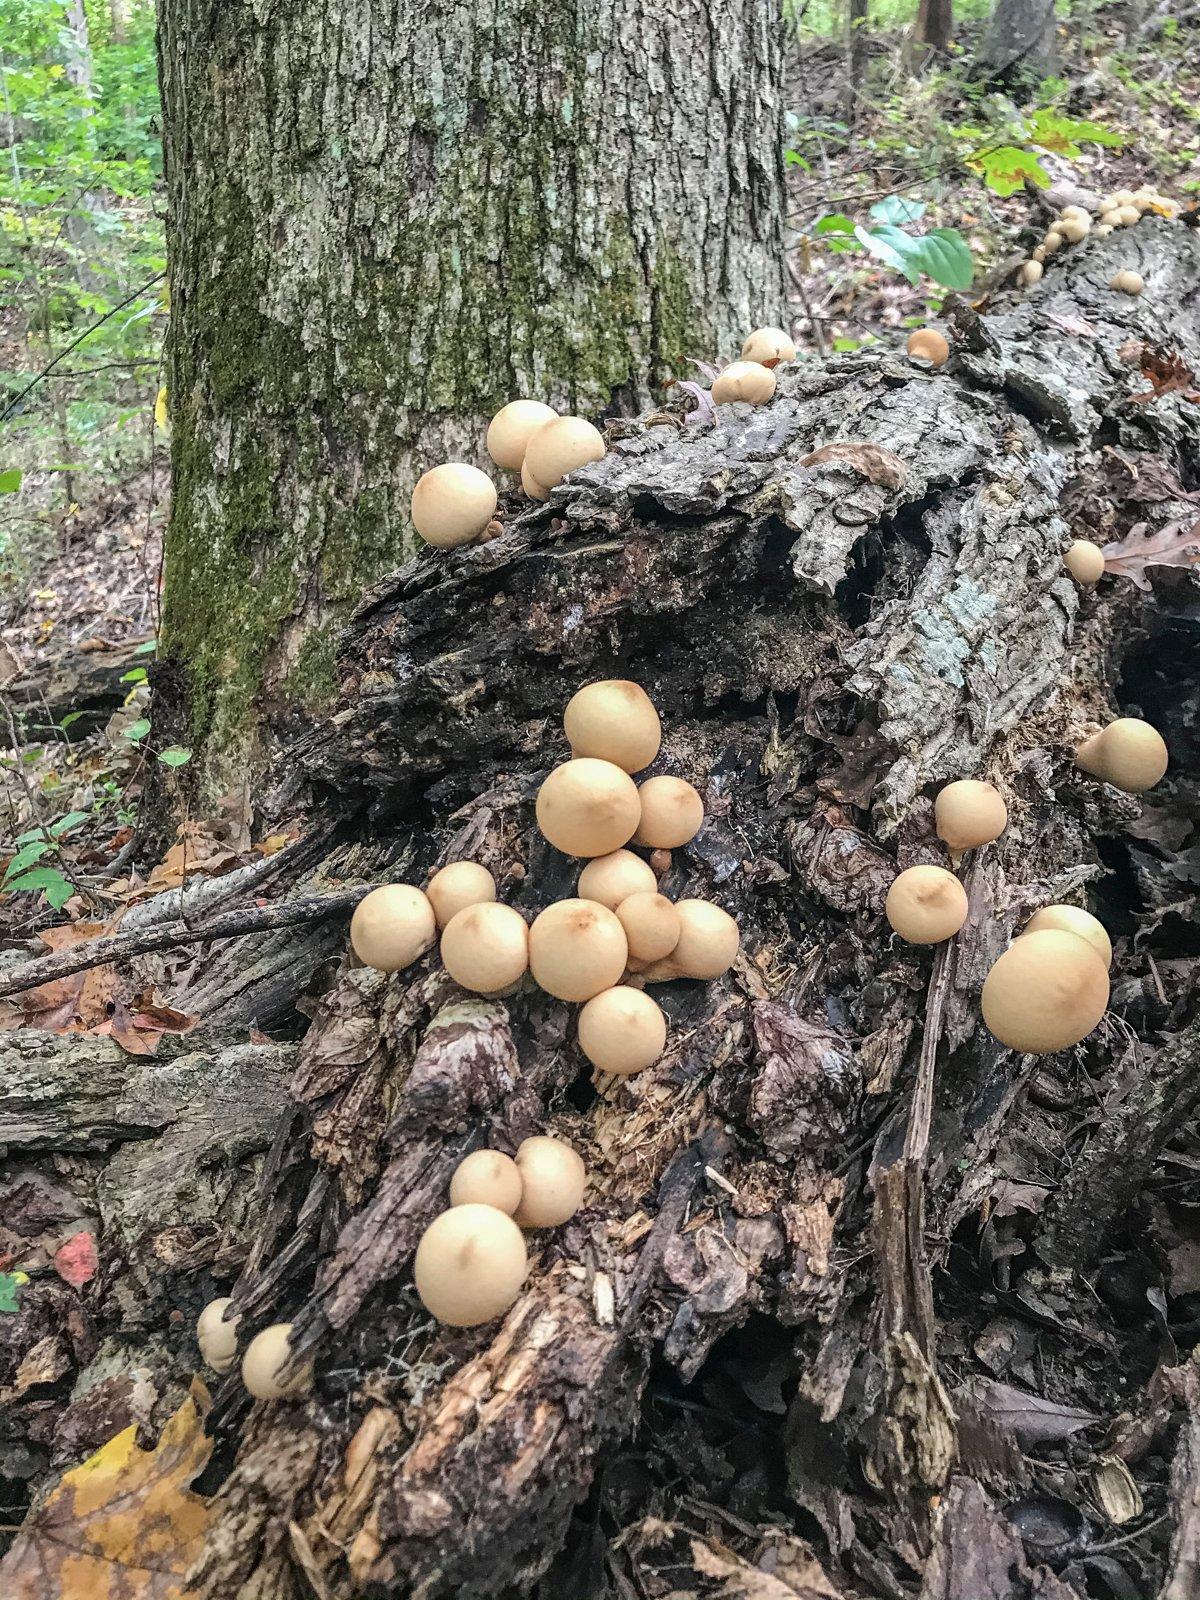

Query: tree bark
left=975, top=0, right=1057, bottom=82
left=154, top=0, right=789, bottom=802
left=915, top=0, right=953, bottom=53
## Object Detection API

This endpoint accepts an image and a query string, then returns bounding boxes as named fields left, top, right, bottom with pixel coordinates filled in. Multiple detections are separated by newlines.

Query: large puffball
left=577, top=849, right=658, bottom=910
left=529, top=898, right=628, bottom=1001
left=934, top=780, right=1007, bottom=852
left=426, top=861, right=497, bottom=929
left=487, top=400, right=557, bottom=471
left=525, top=416, right=605, bottom=489
left=885, top=865, right=968, bottom=945
left=350, top=885, right=437, bottom=973
left=440, top=902, right=529, bottom=995
left=536, top=758, right=641, bottom=857
left=413, top=1204, right=528, bottom=1326
left=513, top=1136, right=587, bottom=1228
left=564, top=680, right=661, bottom=773
left=410, top=463, right=497, bottom=548
left=981, top=930, right=1109, bottom=1054
left=577, top=985, right=667, bottom=1077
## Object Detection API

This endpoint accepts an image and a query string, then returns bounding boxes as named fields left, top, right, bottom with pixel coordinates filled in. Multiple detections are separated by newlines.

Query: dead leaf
left=969, top=1379, right=1098, bottom=1445
left=53, top=1231, right=98, bottom=1288
left=0, top=1380, right=213, bottom=1599
left=799, top=441, right=907, bottom=490
left=1102, top=517, right=1200, bottom=590
left=1092, top=1457, right=1143, bottom=1524
left=1123, top=344, right=1200, bottom=405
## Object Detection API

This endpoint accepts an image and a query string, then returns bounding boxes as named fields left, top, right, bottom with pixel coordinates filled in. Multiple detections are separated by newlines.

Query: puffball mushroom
left=934, top=780, right=1007, bottom=852
left=577, top=849, right=658, bottom=909
left=1064, top=540, right=1105, bottom=585
left=1060, top=205, right=1089, bottom=222
left=564, top=679, right=662, bottom=773
left=350, top=884, right=437, bottom=973
left=410, top=463, right=497, bottom=548
left=634, top=775, right=704, bottom=849
left=524, top=415, right=606, bottom=489
left=885, top=865, right=969, bottom=944
left=536, top=758, right=641, bottom=857
left=196, top=1297, right=240, bottom=1374
left=449, top=1149, right=524, bottom=1215
left=1024, top=904, right=1112, bottom=969
left=1075, top=717, right=1169, bottom=793
left=906, top=328, right=950, bottom=367
left=1019, top=260, right=1044, bottom=286
left=616, top=892, right=681, bottom=963
left=1042, top=231, right=1064, bottom=254
left=740, top=326, right=796, bottom=367
left=1110, top=269, right=1144, bottom=295
left=981, top=930, right=1109, bottom=1054
left=1094, top=223, right=1114, bottom=238
left=440, top=902, right=529, bottom=994
left=486, top=400, right=557, bottom=471
left=641, top=898, right=740, bottom=981
left=1115, top=205, right=1141, bottom=226
left=413, top=1204, right=528, bottom=1326
left=513, top=1136, right=587, bottom=1228
left=1059, top=217, right=1090, bottom=243
left=711, top=360, right=777, bottom=405
left=426, top=861, right=497, bottom=929
left=521, top=458, right=550, bottom=501
left=242, top=1323, right=312, bottom=1401
left=529, top=898, right=628, bottom=1001
left=1032, top=245, right=1048, bottom=263
left=577, top=985, right=667, bottom=1076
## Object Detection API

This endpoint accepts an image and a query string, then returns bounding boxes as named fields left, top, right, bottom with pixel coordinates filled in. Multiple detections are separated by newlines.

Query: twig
left=0, top=887, right=368, bottom=1000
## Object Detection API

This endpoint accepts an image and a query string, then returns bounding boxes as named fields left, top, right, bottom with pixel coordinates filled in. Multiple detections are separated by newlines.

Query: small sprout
left=242, top=1323, right=312, bottom=1401
left=885, top=864, right=968, bottom=944
left=740, top=326, right=796, bottom=367
left=440, top=902, right=529, bottom=995
left=413, top=1204, right=528, bottom=1325
left=1115, top=206, right=1141, bottom=226
left=1075, top=717, right=1168, bottom=793
left=1064, top=540, right=1105, bottom=585
left=426, top=861, right=497, bottom=929
left=529, top=898, right=628, bottom=1001
left=1110, top=269, right=1144, bottom=296
left=981, top=929, right=1109, bottom=1054
left=524, top=416, right=606, bottom=489
left=513, top=1136, right=587, bottom=1228
left=615, top=891, right=680, bottom=963
left=564, top=679, right=662, bottom=773
left=577, top=849, right=658, bottom=909
left=1023, top=904, right=1112, bottom=969
left=410, top=463, right=498, bottom=548
left=1019, top=260, right=1043, bottom=286
left=934, top=779, right=1007, bottom=852
left=449, top=1149, right=524, bottom=1215
left=521, top=457, right=550, bottom=501
left=350, top=884, right=437, bottom=973
left=196, top=1297, right=240, bottom=1374
left=905, top=329, right=949, bottom=367
left=640, top=898, right=739, bottom=981
left=633, top=775, right=704, bottom=849
left=1059, top=217, right=1090, bottom=243
left=486, top=400, right=558, bottom=471
left=711, top=361, right=776, bottom=404
left=577, top=984, right=667, bottom=1077
left=536, top=758, right=641, bottom=857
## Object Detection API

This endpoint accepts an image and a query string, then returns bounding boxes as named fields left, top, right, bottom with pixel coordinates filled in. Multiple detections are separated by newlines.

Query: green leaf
left=121, top=667, right=148, bottom=684
left=0, top=469, right=22, bottom=493
left=1026, top=109, right=1122, bottom=158
left=59, top=711, right=86, bottom=731
left=50, top=810, right=88, bottom=838
left=157, top=747, right=193, bottom=768
left=132, top=638, right=158, bottom=655
left=870, top=195, right=926, bottom=226
left=970, top=145, right=1050, bottom=198
left=122, top=718, right=151, bottom=742
left=858, top=225, right=974, bottom=291
left=6, top=866, right=73, bottom=909
left=0, top=1272, right=29, bottom=1314
left=3, top=840, right=51, bottom=881
left=854, top=223, right=912, bottom=280
left=814, top=214, right=862, bottom=254
left=785, top=150, right=811, bottom=170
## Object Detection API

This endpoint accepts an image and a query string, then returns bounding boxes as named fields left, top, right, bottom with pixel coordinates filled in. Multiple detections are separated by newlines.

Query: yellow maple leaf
left=0, top=1381, right=213, bottom=1599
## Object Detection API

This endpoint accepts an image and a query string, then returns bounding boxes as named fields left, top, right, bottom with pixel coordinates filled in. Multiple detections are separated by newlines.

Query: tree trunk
left=915, top=0, right=953, bottom=52
left=847, top=0, right=870, bottom=119
left=154, top=0, right=789, bottom=804
left=975, top=0, right=1057, bottom=82
left=4, top=222, right=1200, bottom=1597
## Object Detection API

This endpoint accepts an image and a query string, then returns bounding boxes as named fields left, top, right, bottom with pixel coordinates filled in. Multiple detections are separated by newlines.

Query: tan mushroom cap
left=740, top=326, right=796, bottom=366
left=1023, top=904, right=1112, bottom=969
left=197, top=1297, right=240, bottom=1373
left=410, top=462, right=497, bottom=548
left=242, top=1323, right=312, bottom=1401
left=934, top=780, right=1008, bottom=852
left=513, top=1136, right=588, bottom=1228
left=885, top=865, right=969, bottom=944
left=1110, top=269, right=1144, bottom=295
left=577, top=849, right=658, bottom=910
left=1075, top=717, right=1168, bottom=793
left=578, top=984, right=668, bottom=1076
left=1059, top=217, right=1090, bottom=243
left=906, top=329, right=950, bottom=366
left=524, top=415, right=606, bottom=489
left=615, top=891, right=681, bottom=963
left=981, top=929, right=1109, bottom=1054
left=536, top=758, right=641, bottom=858
left=521, top=457, right=550, bottom=501
left=486, top=400, right=558, bottom=471
left=413, top=1204, right=528, bottom=1326
left=426, top=861, right=497, bottom=929
left=1064, top=540, right=1105, bottom=585
left=564, top=679, right=662, bottom=773
left=350, top=884, right=437, bottom=973
left=641, top=898, right=739, bottom=981
left=711, top=360, right=777, bottom=405
left=633, top=775, right=704, bottom=849
left=1020, top=260, right=1044, bottom=286
left=529, top=898, right=629, bottom=1001
left=440, top=901, right=529, bottom=995
left=448, top=1149, right=524, bottom=1215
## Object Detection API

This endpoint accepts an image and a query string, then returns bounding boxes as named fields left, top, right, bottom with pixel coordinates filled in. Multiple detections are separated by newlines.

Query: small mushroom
left=1031, top=245, right=1048, bottom=263
left=1019, top=260, right=1044, bottom=286
left=521, top=457, right=550, bottom=501
left=529, top=898, right=628, bottom=1001
left=413, top=1204, right=528, bottom=1325
left=1075, top=717, right=1168, bottom=792
left=1059, top=205, right=1089, bottom=222
left=349, top=884, right=437, bottom=973
left=1113, top=190, right=1136, bottom=208
left=906, top=328, right=949, bottom=367
left=513, top=1136, right=587, bottom=1228
left=1115, top=205, right=1141, bottom=226
left=615, top=891, right=680, bottom=963
left=440, top=902, right=529, bottom=994
left=640, top=898, right=739, bottom=981
left=885, top=865, right=969, bottom=944
left=449, top=1149, right=524, bottom=1215
left=1110, top=269, right=1144, bottom=295
left=577, top=984, right=667, bottom=1077
left=633, top=775, right=704, bottom=849
left=426, top=861, right=497, bottom=929
left=711, top=360, right=777, bottom=404
left=196, top=1297, right=240, bottom=1374
left=410, top=463, right=498, bottom=548
left=524, top=416, right=606, bottom=489
left=1042, top=231, right=1064, bottom=254
left=564, top=680, right=662, bottom=773
left=740, top=326, right=796, bottom=366
left=1023, top=904, right=1112, bottom=968
left=242, top=1323, right=312, bottom=1401
left=981, top=929, right=1109, bottom=1053
left=577, top=849, right=658, bottom=909
left=934, top=780, right=1008, bottom=852
left=486, top=400, right=558, bottom=471
left=1059, top=217, right=1091, bottom=243
left=1064, top=540, right=1105, bottom=585
left=536, top=758, right=641, bottom=857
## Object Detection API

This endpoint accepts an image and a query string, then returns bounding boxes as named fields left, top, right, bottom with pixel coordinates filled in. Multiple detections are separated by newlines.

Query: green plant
left=813, top=196, right=974, bottom=289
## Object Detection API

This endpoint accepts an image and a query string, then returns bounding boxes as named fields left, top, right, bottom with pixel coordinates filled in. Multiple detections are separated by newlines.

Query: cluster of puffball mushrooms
left=196, top=680, right=741, bottom=1391
left=406, top=326, right=798, bottom=549
left=1018, top=185, right=1180, bottom=296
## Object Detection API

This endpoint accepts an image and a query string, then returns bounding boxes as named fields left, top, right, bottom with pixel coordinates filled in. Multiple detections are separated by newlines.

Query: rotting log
left=3, top=219, right=1200, bottom=1597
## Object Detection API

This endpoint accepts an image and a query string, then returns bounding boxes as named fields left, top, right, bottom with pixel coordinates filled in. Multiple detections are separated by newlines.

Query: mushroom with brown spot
left=426, top=861, right=497, bottom=929
left=981, top=930, right=1109, bottom=1053
left=578, top=985, right=667, bottom=1077
left=640, top=898, right=739, bottom=981
left=577, top=849, right=658, bottom=909
left=615, top=891, right=680, bottom=964
left=529, top=898, right=628, bottom=1001
left=885, top=865, right=969, bottom=944
left=634, top=775, right=704, bottom=849
left=350, top=884, right=437, bottom=973
left=740, top=326, right=796, bottom=367
left=934, top=780, right=1007, bottom=852
left=1023, top=905, right=1112, bottom=968
left=440, top=902, right=529, bottom=995
left=536, top=758, right=641, bottom=857
left=906, top=329, right=949, bottom=366
left=449, top=1149, right=524, bottom=1215
left=242, top=1323, right=312, bottom=1400
left=711, top=361, right=777, bottom=405
left=564, top=680, right=661, bottom=773
left=1075, top=717, right=1168, bottom=792
left=412, top=1204, right=528, bottom=1325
